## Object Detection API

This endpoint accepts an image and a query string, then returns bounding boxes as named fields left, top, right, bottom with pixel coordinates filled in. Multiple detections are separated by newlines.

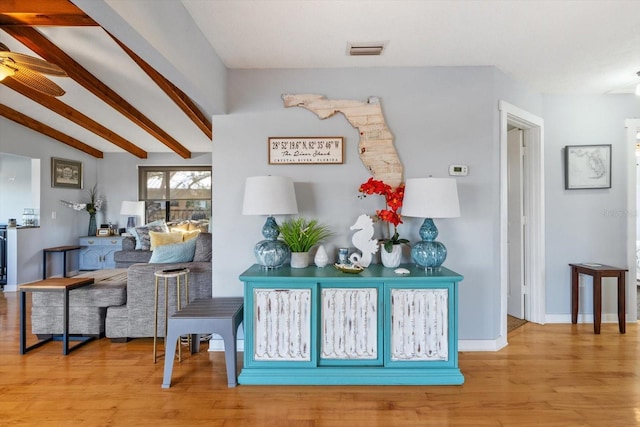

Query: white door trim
left=625, top=119, right=640, bottom=322
left=499, top=101, right=546, bottom=339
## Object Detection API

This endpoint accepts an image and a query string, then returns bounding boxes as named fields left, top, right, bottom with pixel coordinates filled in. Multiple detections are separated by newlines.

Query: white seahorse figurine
left=348, top=214, right=379, bottom=268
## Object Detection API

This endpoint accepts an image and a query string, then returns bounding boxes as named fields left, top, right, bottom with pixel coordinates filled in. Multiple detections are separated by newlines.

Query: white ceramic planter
left=380, top=244, right=402, bottom=268
left=290, top=252, right=310, bottom=268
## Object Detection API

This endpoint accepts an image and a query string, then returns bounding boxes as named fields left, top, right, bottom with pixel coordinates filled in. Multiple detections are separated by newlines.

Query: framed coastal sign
left=564, top=144, right=611, bottom=189
left=268, top=137, right=344, bottom=164
left=51, top=157, right=83, bottom=189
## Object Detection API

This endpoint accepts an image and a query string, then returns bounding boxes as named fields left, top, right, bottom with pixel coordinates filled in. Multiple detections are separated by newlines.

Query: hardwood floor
left=1, top=292, right=639, bottom=427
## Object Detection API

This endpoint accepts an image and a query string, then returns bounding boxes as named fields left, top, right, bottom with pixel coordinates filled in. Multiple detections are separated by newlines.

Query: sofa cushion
left=31, top=270, right=127, bottom=307
left=149, top=237, right=197, bottom=263
left=149, top=230, right=183, bottom=250
left=135, top=221, right=169, bottom=251
left=193, top=232, right=212, bottom=262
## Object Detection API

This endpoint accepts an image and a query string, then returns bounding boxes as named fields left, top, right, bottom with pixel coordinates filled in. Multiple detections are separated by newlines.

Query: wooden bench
left=162, top=297, right=244, bottom=388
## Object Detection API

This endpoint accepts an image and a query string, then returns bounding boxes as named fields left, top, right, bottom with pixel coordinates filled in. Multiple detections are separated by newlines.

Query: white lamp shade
left=402, top=178, right=460, bottom=218
left=120, top=201, right=145, bottom=217
left=242, top=176, right=298, bottom=216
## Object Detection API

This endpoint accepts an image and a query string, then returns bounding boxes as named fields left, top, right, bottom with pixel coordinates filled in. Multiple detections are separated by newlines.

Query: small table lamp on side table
left=242, top=176, right=299, bottom=269
left=402, top=177, right=461, bottom=271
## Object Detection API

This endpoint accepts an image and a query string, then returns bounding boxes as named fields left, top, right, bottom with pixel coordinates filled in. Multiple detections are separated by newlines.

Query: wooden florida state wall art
left=282, top=93, right=403, bottom=188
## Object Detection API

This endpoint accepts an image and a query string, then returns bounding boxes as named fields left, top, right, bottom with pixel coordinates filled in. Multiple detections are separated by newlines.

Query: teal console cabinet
left=238, top=264, right=464, bottom=385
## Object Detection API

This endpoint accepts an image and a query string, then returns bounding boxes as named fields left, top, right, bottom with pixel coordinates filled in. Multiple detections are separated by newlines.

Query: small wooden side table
left=153, top=268, right=190, bottom=363
left=569, top=263, right=627, bottom=334
left=42, top=245, right=81, bottom=279
left=20, top=277, right=95, bottom=355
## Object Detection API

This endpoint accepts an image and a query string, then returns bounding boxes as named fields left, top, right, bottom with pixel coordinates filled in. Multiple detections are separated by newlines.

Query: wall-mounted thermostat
left=448, top=165, right=469, bottom=176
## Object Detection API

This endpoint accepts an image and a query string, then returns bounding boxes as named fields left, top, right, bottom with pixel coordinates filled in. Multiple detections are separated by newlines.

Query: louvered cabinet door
left=319, top=285, right=382, bottom=365
left=252, top=287, right=312, bottom=362
left=389, top=288, right=449, bottom=362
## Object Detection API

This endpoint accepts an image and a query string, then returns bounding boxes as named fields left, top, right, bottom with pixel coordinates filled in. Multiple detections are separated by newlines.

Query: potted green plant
left=278, top=217, right=333, bottom=268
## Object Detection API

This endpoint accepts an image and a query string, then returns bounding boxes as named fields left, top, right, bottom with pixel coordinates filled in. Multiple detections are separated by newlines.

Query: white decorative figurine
left=314, top=244, right=329, bottom=268
left=348, top=214, right=378, bottom=268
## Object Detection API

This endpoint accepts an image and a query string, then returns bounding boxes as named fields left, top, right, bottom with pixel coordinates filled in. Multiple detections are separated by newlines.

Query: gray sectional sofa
left=106, top=232, right=212, bottom=341
left=30, top=232, right=212, bottom=342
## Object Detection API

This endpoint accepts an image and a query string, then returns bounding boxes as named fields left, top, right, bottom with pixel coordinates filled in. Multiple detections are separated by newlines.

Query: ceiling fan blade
left=0, top=51, right=66, bottom=76
left=9, top=64, right=65, bottom=97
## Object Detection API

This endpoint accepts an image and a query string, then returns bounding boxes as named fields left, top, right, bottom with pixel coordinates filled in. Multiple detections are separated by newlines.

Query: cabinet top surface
left=240, top=264, right=463, bottom=282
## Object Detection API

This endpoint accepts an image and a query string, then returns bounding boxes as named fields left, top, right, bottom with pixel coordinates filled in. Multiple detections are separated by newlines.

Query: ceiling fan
left=0, top=42, right=67, bottom=97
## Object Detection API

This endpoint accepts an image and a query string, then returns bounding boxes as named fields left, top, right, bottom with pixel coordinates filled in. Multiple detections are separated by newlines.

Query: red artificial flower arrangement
left=358, top=177, right=409, bottom=252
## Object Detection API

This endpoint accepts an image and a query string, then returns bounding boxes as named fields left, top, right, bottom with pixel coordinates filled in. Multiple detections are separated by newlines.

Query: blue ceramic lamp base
left=411, top=218, right=447, bottom=271
left=254, top=216, right=290, bottom=269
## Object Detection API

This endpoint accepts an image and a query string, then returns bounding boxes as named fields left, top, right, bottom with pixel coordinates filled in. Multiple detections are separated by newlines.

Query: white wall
left=0, top=153, right=33, bottom=224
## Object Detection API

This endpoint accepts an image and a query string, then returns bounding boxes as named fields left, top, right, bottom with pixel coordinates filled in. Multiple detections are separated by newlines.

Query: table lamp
left=120, top=201, right=145, bottom=229
left=242, top=176, right=298, bottom=269
left=401, top=177, right=460, bottom=271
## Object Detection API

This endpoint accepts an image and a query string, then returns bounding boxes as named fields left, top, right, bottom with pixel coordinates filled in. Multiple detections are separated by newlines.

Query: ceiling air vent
left=348, top=42, right=386, bottom=56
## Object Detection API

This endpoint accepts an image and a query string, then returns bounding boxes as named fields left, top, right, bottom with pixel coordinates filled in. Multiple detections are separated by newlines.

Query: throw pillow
left=149, top=230, right=183, bottom=251
left=168, top=221, right=190, bottom=232
left=135, top=221, right=169, bottom=251
left=148, top=237, right=197, bottom=263
left=188, top=219, right=209, bottom=233
left=181, top=229, right=201, bottom=242
left=128, top=227, right=142, bottom=250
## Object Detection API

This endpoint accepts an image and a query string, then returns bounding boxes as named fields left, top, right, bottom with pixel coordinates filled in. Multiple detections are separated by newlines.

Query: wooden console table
left=42, top=245, right=81, bottom=279
left=239, top=264, right=464, bottom=385
left=569, top=263, right=626, bottom=334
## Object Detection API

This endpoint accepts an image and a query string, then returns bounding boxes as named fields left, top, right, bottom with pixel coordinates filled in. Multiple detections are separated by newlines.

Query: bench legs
left=161, top=318, right=242, bottom=388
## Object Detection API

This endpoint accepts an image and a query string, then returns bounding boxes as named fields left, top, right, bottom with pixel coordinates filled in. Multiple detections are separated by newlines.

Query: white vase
left=314, top=245, right=329, bottom=268
left=290, top=252, right=310, bottom=268
left=380, top=244, right=402, bottom=268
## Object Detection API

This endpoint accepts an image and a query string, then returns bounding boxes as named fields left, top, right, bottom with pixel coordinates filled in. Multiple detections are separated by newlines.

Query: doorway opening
left=499, top=101, right=545, bottom=343
left=507, top=127, right=527, bottom=331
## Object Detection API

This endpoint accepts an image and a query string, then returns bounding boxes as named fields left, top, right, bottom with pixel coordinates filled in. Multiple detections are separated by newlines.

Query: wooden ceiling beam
left=110, top=34, right=213, bottom=141
left=3, top=26, right=192, bottom=158
left=0, top=0, right=97, bottom=26
left=2, top=77, right=148, bottom=158
left=0, top=103, right=103, bottom=158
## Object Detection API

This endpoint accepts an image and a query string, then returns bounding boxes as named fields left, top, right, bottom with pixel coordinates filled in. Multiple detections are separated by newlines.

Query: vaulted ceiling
left=2, top=1, right=639, bottom=159
left=0, top=0, right=212, bottom=159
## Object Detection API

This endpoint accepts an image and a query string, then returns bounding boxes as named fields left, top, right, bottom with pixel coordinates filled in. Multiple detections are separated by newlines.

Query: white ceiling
left=182, top=0, right=640, bottom=94
left=2, top=0, right=640, bottom=156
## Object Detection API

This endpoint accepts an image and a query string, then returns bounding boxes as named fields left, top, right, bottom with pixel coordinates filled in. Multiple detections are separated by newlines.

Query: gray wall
left=213, top=66, right=543, bottom=340
left=0, top=116, right=102, bottom=278
left=543, top=95, right=640, bottom=317
left=4, top=66, right=639, bottom=342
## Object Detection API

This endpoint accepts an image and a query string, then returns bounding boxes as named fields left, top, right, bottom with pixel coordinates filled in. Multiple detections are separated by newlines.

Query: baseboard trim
left=208, top=337, right=244, bottom=352
left=545, top=313, right=628, bottom=323
left=459, top=337, right=507, bottom=352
